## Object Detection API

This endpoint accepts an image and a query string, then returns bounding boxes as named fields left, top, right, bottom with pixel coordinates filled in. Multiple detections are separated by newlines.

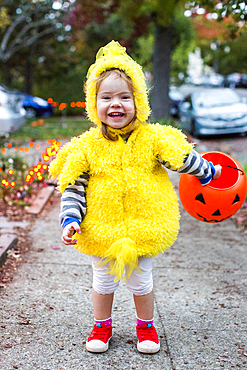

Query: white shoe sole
left=137, top=340, right=160, bottom=354
left=86, top=338, right=111, bottom=353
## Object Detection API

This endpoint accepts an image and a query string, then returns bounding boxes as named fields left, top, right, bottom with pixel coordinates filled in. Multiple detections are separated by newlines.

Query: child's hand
left=213, top=164, right=222, bottom=180
left=62, top=222, right=81, bottom=245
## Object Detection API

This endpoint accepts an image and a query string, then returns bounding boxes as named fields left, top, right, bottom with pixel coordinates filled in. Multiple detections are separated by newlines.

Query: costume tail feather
left=95, top=238, right=141, bottom=282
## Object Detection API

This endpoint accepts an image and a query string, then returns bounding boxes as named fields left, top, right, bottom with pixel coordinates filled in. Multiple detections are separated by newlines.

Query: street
left=179, top=84, right=247, bottom=100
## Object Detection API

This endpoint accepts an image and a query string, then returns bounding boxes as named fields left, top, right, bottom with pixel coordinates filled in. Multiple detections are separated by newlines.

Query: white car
left=179, top=88, right=247, bottom=137
left=0, top=84, right=26, bottom=136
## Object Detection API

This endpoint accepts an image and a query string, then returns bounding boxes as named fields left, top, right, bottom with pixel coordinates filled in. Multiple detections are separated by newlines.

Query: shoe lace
left=138, top=324, right=157, bottom=342
left=90, top=323, right=111, bottom=341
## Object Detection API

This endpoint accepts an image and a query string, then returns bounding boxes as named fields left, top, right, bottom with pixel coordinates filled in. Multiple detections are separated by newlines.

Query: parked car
left=224, top=73, right=247, bottom=88
left=179, top=88, right=247, bottom=137
left=20, top=93, right=53, bottom=118
left=0, top=84, right=26, bottom=136
left=169, top=88, right=185, bottom=117
left=201, top=73, right=224, bottom=87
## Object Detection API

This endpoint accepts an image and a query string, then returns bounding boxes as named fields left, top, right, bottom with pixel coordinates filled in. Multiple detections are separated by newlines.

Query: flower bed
left=0, top=139, right=61, bottom=207
left=0, top=138, right=62, bottom=289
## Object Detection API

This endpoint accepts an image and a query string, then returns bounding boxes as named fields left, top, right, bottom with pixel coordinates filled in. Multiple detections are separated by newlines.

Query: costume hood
left=85, top=40, right=151, bottom=126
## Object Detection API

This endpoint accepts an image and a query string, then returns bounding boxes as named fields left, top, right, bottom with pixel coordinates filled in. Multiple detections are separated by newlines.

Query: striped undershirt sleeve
left=60, top=172, right=89, bottom=228
left=178, top=149, right=215, bottom=186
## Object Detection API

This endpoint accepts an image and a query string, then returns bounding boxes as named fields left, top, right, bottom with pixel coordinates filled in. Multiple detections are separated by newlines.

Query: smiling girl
left=49, top=41, right=221, bottom=354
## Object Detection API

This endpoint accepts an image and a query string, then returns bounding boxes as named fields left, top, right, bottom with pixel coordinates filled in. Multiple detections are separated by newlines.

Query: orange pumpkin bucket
left=178, top=151, right=247, bottom=223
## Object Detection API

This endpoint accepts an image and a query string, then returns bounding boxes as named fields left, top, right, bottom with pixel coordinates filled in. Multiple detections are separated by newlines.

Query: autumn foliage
left=192, top=13, right=239, bottom=42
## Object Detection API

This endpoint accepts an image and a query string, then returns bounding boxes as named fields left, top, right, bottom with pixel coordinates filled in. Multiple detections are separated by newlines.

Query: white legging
left=91, top=256, right=153, bottom=296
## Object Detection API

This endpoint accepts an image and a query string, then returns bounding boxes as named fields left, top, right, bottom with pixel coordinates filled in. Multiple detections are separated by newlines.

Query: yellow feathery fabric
left=49, top=124, right=193, bottom=279
left=49, top=129, right=93, bottom=192
left=85, top=40, right=150, bottom=126
left=95, top=238, right=141, bottom=282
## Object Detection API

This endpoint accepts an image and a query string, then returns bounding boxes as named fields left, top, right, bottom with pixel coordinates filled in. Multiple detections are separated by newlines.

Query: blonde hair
left=95, top=69, right=137, bottom=141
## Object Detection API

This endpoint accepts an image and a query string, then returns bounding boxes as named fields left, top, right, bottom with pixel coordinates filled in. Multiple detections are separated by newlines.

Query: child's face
left=96, top=73, right=135, bottom=130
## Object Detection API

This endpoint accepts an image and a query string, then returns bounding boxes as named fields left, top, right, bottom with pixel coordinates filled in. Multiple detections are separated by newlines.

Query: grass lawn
left=6, top=116, right=93, bottom=143
left=5, top=115, right=180, bottom=145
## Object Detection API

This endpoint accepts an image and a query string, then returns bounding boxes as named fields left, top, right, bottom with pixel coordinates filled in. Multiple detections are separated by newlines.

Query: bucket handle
left=221, top=164, right=245, bottom=176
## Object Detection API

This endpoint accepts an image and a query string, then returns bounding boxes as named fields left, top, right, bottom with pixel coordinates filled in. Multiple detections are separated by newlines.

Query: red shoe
left=86, top=323, right=112, bottom=353
left=136, top=324, right=160, bottom=354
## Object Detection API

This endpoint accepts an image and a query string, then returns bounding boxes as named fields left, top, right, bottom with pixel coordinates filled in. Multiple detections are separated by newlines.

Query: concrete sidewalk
left=1, top=173, right=247, bottom=370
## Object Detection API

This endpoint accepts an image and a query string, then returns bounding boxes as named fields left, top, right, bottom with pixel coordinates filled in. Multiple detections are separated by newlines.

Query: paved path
left=1, top=173, right=247, bottom=369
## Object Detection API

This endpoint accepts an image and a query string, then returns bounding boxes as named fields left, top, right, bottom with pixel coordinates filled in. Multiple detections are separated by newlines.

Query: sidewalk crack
left=154, top=293, right=176, bottom=370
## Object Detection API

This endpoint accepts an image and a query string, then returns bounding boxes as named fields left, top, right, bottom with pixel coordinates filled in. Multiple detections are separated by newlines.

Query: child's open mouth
left=108, top=113, right=125, bottom=117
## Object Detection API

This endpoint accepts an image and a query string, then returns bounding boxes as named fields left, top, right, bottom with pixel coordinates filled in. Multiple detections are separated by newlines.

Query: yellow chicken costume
left=49, top=41, right=193, bottom=281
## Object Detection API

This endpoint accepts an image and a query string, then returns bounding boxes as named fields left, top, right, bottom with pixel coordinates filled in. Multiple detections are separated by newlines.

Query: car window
left=193, top=90, right=240, bottom=108
left=0, top=90, right=8, bottom=104
left=169, top=90, right=184, bottom=101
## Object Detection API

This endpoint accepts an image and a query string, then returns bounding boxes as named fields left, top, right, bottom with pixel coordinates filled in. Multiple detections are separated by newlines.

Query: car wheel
left=25, top=107, right=36, bottom=118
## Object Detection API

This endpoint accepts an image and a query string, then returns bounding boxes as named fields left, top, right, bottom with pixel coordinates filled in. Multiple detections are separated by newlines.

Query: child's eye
left=122, top=95, right=131, bottom=100
left=102, top=96, right=110, bottom=100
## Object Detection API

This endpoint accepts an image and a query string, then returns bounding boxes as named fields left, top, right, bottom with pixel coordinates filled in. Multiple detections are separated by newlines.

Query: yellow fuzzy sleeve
left=153, top=124, right=194, bottom=170
left=49, top=132, right=91, bottom=192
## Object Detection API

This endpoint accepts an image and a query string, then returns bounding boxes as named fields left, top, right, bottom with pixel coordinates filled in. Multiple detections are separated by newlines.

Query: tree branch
left=1, top=14, right=26, bottom=52
left=9, top=17, right=56, bottom=46
left=1, top=26, right=56, bottom=61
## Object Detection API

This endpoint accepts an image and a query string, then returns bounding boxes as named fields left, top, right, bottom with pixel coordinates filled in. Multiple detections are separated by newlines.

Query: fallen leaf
left=4, top=343, right=12, bottom=348
left=18, top=319, right=30, bottom=325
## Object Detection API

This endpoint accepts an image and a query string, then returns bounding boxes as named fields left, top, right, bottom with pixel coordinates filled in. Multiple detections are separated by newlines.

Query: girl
left=49, top=41, right=221, bottom=354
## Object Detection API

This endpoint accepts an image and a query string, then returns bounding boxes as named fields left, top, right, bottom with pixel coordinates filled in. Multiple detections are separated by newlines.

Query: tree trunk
left=1, top=63, right=12, bottom=86
left=24, top=57, right=34, bottom=95
left=151, top=23, right=172, bottom=121
left=24, top=44, right=36, bottom=95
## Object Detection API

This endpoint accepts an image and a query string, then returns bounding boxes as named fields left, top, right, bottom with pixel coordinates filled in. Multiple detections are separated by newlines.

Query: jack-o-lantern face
left=179, top=152, right=247, bottom=223
left=194, top=191, right=241, bottom=222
